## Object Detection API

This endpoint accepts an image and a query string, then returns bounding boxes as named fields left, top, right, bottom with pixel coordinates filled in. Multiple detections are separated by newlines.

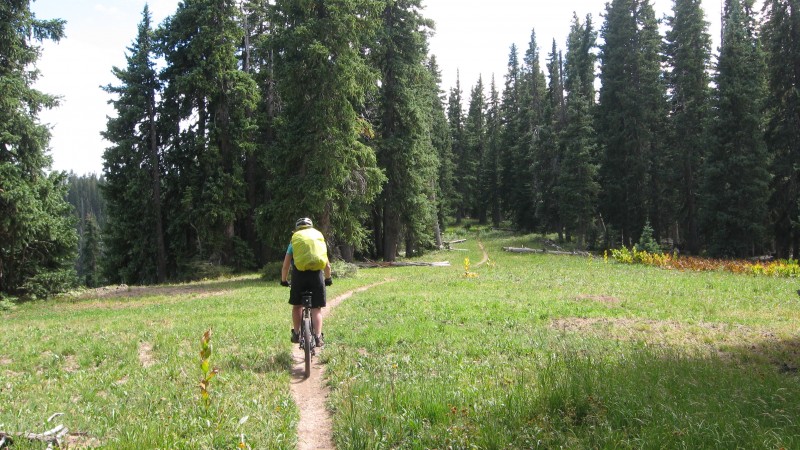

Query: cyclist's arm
left=324, top=261, right=331, bottom=280
left=281, top=253, right=292, bottom=283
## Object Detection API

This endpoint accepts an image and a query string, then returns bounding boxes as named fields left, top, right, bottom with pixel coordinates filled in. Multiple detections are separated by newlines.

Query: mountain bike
left=299, top=290, right=316, bottom=378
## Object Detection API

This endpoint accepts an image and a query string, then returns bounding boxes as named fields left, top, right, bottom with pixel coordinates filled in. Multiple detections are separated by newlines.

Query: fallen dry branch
left=503, top=247, right=590, bottom=257
left=1, top=424, right=69, bottom=448
left=356, top=260, right=451, bottom=268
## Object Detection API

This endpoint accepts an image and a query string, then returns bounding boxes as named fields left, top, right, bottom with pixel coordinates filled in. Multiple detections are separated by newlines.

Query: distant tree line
left=3, top=0, right=800, bottom=296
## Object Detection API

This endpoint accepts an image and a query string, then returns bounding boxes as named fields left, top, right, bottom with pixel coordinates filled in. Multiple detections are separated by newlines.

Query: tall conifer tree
left=447, top=74, right=467, bottom=223
left=269, top=0, right=385, bottom=252
left=557, top=14, right=599, bottom=248
left=463, top=77, right=487, bottom=222
left=0, top=1, right=77, bottom=298
left=665, top=0, right=713, bottom=254
left=701, top=0, right=771, bottom=257
left=372, top=0, right=438, bottom=260
left=762, top=0, right=800, bottom=259
left=102, top=6, right=168, bottom=283
left=597, top=0, right=667, bottom=246
left=157, top=0, right=260, bottom=271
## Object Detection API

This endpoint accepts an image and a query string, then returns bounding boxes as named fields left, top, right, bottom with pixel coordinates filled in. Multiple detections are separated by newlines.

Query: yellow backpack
left=291, top=227, right=328, bottom=271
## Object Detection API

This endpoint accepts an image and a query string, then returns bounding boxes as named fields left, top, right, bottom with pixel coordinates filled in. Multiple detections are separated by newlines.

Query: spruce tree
left=0, top=1, right=77, bottom=298
left=762, top=0, right=800, bottom=259
left=78, top=213, right=103, bottom=288
left=463, top=77, right=487, bottom=222
left=447, top=74, right=467, bottom=223
left=484, top=76, right=503, bottom=227
left=701, top=0, right=771, bottom=257
left=665, top=0, right=713, bottom=254
left=157, top=0, right=260, bottom=272
left=268, top=0, right=385, bottom=252
left=597, top=0, right=667, bottom=247
left=557, top=14, right=599, bottom=249
left=102, top=6, right=167, bottom=284
left=371, top=0, right=438, bottom=260
left=425, top=56, right=454, bottom=241
left=534, top=40, right=566, bottom=237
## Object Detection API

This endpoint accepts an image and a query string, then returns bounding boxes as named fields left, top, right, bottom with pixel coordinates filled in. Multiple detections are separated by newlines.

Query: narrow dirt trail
left=474, top=241, right=490, bottom=267
left=289, top=279, right=393, bottom=450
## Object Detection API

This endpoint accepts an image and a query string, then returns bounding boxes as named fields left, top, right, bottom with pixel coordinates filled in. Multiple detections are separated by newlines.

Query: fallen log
left=503, top=247, right=590, bottom=257
left=356, top=260, right=451, bottom=268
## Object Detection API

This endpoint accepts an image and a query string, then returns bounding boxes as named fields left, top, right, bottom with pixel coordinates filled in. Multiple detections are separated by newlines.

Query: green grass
left=2, top=230, right=799, bottom=448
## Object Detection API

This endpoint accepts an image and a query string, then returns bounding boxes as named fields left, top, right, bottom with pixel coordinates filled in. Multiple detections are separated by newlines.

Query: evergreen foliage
left=157, top=0, right=260, bottom=274
left=556, top=14, right=599, bottom=249
left=102, top=6, right=167, bottom=284
left=762, top=0, right=800, bottom=259
left=0, top=1, right=77, bottom=298
left=701, top=0, right=771, bottom=257
left=665, top=0, right=713, bottom=255
left=267, top=0, right=386, bottom=253
left=78, top=213, right=103, bottom=287
left=447, top=74, right=467, bottom=223
left=371, top=0, right=439, bottom=260
left=597, top=0, right=667, bottom=247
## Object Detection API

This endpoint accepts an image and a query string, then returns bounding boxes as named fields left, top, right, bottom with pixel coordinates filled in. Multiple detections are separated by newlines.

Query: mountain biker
left=280, top=217, right=332, bottom=347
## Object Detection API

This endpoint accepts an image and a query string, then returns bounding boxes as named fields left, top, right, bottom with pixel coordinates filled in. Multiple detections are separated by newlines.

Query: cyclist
left=280, top=217, right=332, bottom=347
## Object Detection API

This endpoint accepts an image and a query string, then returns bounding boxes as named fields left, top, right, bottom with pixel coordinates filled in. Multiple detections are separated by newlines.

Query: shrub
left=331, top=260, right=359, bottom=278
left=635, top=220, right=662, bottom=254
left=260, top=261, right=284, bottom=282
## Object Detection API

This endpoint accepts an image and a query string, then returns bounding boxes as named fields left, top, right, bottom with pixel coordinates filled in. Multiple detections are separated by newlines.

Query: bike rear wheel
left=302, top=317, right=312, bottom=377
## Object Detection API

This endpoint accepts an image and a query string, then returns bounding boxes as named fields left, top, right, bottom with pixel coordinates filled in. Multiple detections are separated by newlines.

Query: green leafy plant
left=199, top=329, right=220, bottom=409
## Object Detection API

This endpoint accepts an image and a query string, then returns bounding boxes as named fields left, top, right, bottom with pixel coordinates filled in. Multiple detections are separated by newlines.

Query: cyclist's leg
left=311, top=308, right=322, bottom=337
left=292, top=305, right=302, bottom=333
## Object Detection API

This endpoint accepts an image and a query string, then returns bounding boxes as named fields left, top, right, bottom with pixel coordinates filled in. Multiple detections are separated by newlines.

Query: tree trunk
left=383, top=208, right=400, bottom=261
left=148, top=93, right=167, bottom=283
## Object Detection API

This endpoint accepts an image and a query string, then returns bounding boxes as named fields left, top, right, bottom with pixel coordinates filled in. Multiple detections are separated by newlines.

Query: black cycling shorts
left=288, top=267, right=326, bottom=308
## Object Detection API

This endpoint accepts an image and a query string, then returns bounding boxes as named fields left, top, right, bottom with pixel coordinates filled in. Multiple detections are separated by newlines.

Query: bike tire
left=302, top=317, right=312, bottom=377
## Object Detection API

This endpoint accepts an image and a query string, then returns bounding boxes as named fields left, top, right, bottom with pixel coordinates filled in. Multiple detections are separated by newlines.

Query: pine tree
left=157, top=0, right=260, bottom=272
left=268, top=0, right=385, bottom=252
left=762, top=0, right=800, bottom=259
left=425, top=56, right=454, bottom=241
left=0, top=1, right=77, bottom=298
left=463, top=77, right=487, bottom=222
left=701, top=0, right=771, bottom=257
left=484, top=76, right=503, bottom=227
left=78, top=213, right=103, bottom=288
left=557, top=14, right=599, bottom=249
left=534, top=40, right=566, bottom=237
left=371, top=0, right=438, bottom=260
left=447, top=73, right=467, bottom=223
left=102, top=6, right=168, bottom=284
left=597, top=0, right=667, bottom=247
left=665, top=0, right=713, bottom=254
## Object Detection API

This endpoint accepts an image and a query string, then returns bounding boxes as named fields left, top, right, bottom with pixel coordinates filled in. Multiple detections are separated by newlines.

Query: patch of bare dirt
left=290, top=279, right=394, bottom=450
left=63, top=355, right=79, bottom=373
left=0, top=356, right=11, bottom=365
left=138, top=342, right=155, bottom=368
left=575, top=294, right=621, bottom=306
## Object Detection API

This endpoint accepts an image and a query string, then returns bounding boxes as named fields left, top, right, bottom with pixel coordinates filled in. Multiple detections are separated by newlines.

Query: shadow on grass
left=728, top=335, right=800, bottom=374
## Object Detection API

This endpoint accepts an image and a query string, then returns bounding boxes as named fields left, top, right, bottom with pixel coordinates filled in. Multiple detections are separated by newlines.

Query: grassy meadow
left=2, top=228, right=799, bottom=448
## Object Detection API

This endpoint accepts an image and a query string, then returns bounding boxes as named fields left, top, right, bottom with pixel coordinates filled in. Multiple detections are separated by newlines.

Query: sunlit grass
left=2, top=231, right=799, bottom=448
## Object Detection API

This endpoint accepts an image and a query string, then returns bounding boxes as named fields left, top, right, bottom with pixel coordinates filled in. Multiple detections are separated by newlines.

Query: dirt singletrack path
left=474, top=241, right=490, bottom=267
left=289, top=279, right=393, bottom=450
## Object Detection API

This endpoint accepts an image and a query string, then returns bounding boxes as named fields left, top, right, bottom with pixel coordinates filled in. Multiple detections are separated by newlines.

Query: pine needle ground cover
left=2, top=230, right=799, bottom=448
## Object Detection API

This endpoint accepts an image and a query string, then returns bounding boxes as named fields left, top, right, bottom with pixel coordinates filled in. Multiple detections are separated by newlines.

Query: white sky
left=30, top=0, right=723, bottom=175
